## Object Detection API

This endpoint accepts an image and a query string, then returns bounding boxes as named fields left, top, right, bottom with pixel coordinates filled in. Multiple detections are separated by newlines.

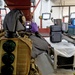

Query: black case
left=50, top=25, right=62, bottom=43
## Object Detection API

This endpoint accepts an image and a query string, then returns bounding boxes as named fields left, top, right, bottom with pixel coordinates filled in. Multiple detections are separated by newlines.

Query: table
left=45, top=37, right=75, bottom=71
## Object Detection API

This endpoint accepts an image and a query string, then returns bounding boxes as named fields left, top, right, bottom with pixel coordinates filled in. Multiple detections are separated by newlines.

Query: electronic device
left=42, top=13, right=51, bottom=20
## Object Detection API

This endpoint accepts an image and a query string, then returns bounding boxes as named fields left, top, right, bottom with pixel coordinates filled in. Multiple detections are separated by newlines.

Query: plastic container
left=62, top=23, right=68, bottom=32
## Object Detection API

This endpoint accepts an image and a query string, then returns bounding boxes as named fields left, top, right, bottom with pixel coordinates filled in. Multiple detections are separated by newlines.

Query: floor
left=49, top=69, right=75, bottom=75
left=35, top=53, right=75, bottom=75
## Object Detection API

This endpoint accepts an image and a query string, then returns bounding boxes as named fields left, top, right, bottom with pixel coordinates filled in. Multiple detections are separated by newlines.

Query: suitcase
left=50, top=25, right=62, bottom=43
left=50, top=25, right=62, bottom=32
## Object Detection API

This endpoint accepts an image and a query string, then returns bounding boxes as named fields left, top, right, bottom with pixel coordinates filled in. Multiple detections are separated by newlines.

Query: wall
left=34, top=0, right=75, bottom=28
left=34, top=0, right=56, bottom=28
left=34, top=0, right=64, bottom=28
left=51, top=7, right=62, bottom=19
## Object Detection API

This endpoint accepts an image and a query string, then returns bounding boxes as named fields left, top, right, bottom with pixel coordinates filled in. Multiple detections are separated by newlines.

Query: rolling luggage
left=50, top=25, right=62, bottom=43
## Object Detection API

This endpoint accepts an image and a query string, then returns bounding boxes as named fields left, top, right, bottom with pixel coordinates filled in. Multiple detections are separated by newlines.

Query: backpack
left=50, top=25, right=62, bottom=43
left=3, top=9, right=25, bottom=33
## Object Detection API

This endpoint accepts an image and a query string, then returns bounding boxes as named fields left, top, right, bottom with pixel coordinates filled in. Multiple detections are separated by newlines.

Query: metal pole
left=68, top=6, right=70, bottom=24
left=52, top=5, right=75, bottom=7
